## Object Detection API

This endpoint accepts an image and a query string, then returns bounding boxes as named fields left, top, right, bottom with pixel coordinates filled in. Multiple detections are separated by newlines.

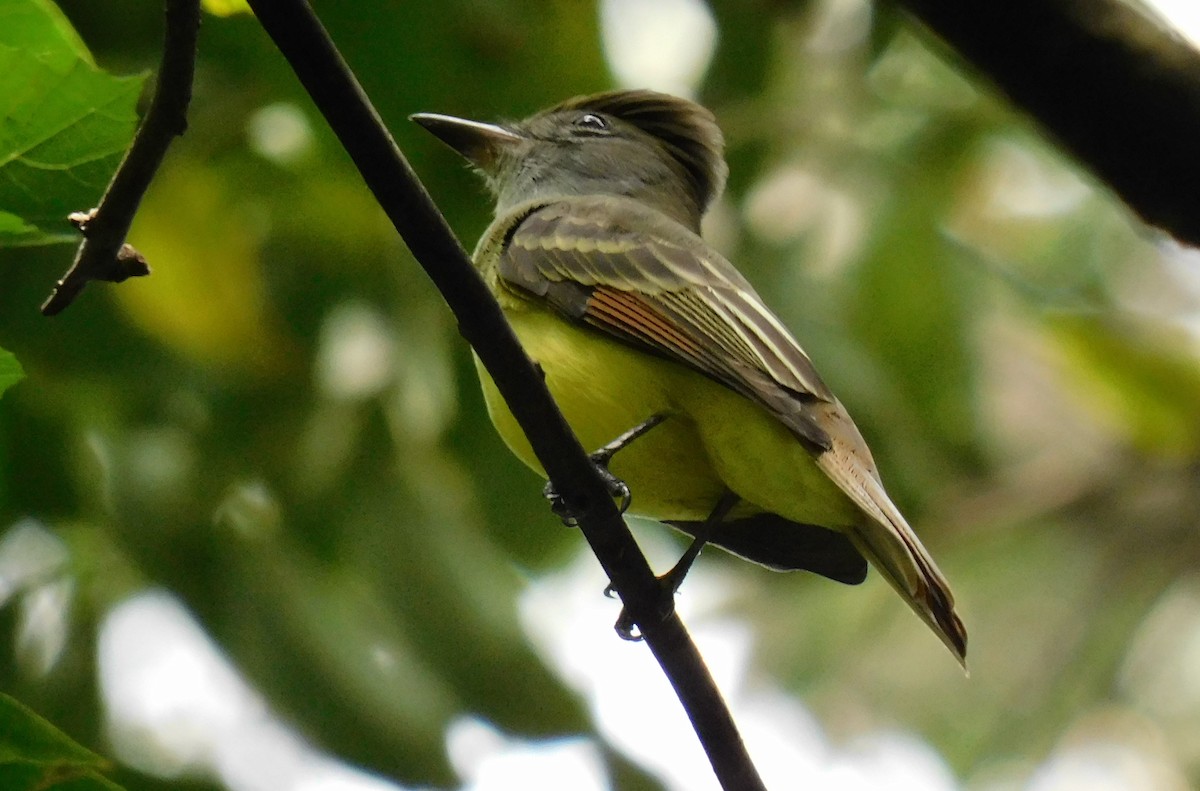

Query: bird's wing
left=498, top=197, right=967, bottom=664
left=498, top=198, right=835, bottom=450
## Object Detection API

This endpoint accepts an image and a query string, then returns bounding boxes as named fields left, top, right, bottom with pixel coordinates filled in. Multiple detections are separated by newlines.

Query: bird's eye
left=574, top=113, right=609, bottom=132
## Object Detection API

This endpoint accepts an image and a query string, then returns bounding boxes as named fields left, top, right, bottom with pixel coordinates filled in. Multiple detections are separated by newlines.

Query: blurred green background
left=3, top=0, right=1200, bottom=789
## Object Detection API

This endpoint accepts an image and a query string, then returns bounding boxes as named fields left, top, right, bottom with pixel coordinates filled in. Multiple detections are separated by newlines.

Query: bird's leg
left=613, top=489, right=741, bottom=641
left=543, top=413, right=668, bottom=525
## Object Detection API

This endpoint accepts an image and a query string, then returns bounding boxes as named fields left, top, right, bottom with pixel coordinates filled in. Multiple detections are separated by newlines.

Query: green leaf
left=0, top=693, right=103, bottom=768
left=0, top=0, right=94, bottom=67
left=0, top=763, right=126, bottom=791
left=0, top=349, right=22, bottom=398
left=0, top=0, right=145, bottom=247
left=0, top=693, right=126, bottom=790
left=0, top=210, right=40, bottom=241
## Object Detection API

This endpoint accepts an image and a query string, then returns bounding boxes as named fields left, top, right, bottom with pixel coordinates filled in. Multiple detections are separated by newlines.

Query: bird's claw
left=542, top=452, right=633, bottom=526
left=612, top=479, right=632, bottom=514
left=615, top=609, right=643, bottom=641
left=611, top=582, right=646, bottom=641
left=608, top=574, right=680, bottom=642
left=542, top=480, right=578, bottom=526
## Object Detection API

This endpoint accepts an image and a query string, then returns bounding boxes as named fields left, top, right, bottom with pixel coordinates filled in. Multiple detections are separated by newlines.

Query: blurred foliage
left=0, top=351, right=21, bottom=397
left=2, top=0, right=1200, bottom=789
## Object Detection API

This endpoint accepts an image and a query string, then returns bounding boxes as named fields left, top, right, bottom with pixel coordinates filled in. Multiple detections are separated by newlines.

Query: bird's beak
left=410, top=113, right=523, bottom=170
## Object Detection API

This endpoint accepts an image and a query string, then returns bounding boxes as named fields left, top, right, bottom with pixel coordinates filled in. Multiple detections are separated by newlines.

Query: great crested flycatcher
left=413, top=89, right=967, bottom=664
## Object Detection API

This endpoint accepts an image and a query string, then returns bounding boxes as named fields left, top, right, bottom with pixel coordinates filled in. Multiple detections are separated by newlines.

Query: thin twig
left=41, top=0, right=201, bottom=316
left=242, top=1, right=765, bottom=787
left=896, top=0, right=1200, bottom=246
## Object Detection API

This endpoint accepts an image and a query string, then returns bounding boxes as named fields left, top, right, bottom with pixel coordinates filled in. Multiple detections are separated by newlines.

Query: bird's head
left=413, top=89, right=727, bottom=231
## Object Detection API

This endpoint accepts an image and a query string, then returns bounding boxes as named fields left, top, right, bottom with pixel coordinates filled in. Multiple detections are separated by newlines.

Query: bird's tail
left=814, top=407, right=967, bottom=667
left=844, top=493, right=967, bottom=668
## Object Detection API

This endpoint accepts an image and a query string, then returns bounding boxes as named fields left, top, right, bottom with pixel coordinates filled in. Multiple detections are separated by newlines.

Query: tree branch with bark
left=41, top=0, right=200, bottom=316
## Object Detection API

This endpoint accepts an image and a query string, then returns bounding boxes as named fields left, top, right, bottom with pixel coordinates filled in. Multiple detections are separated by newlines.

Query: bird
left=413, top=89, right=967, bottom=664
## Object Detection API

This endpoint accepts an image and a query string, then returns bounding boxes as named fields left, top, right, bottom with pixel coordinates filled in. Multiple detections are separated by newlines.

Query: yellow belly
left=476, top=306, right=858, bottom=528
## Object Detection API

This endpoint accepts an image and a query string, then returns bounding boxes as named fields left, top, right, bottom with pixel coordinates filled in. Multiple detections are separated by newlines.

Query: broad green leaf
left=0, top=349, right=20, bottom=398
left=0, top=693, right=125, bottom=790
left=0, top=0, right=144, bottom=247
left=0, top=0, right=94, bottom=68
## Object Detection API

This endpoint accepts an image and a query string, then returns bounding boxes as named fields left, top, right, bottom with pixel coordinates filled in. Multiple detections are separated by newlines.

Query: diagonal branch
left=242, top=1, right=765, bottom=788
left=895, top=0, right=1200, bottom=247
left=41, top=0, right=200, bottom=316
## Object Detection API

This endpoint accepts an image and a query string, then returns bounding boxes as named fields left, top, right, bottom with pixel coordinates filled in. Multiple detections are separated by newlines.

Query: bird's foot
left=607, top=563, right=689, bottom=641
left=541, top=413, right=667, bottom=526
left=543, top=460, right=631, bottom=527
left=608, top=490, right=739, bottom=640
